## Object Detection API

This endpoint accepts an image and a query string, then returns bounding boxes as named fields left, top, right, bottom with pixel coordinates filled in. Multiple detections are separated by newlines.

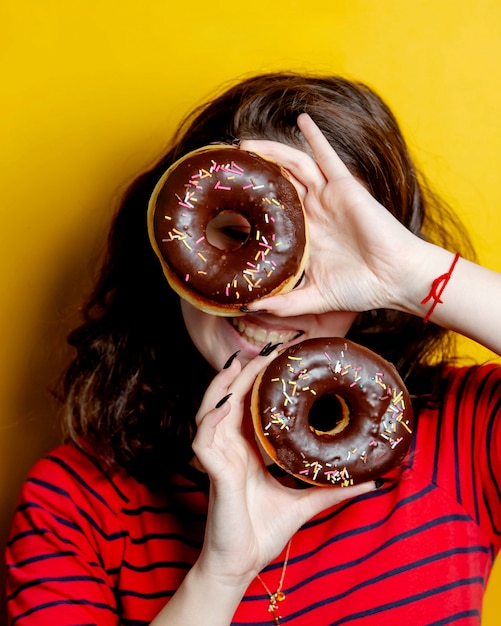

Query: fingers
left=195, top=358, right=242, bottom=425
left=245, top=285, right=323, bottom=317
left=193, top=394, right=232, bottom=450
left=240, top=138, right=326, bottom=191
left=241, top=114, right=354, bottom=190
left=295, top=480, right=377, bottom=526
left=193, top=347, right=283, bottom=478
left=225, top=346, right=281, bottom=404
left=196, top=345, right=282, bottom=428
left=296, top=113, right=353, bottom=182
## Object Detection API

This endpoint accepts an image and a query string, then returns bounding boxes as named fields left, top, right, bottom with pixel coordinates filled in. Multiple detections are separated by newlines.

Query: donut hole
left=206, top=211, right=251, bottom=251
left=308, top=393, right=351, bottom=437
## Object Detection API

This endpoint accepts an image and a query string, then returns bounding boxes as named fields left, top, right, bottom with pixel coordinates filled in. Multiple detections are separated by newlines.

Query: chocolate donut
left=251, top=338, right=414, bottom=487
left=147, top=145, right=308, bottom=316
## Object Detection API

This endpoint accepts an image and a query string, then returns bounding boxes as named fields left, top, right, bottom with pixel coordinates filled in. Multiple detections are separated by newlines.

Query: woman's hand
left=153, top=350, right=376, bottom=625
left=240, top=115, right=501, bottom=354
left=191, top=349, right=375, bottom=588
left=240, top=113, right=423, bottom=318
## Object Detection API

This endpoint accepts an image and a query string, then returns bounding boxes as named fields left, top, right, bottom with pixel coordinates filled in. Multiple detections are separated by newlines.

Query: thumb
left=296, top=480, right=377, bottom=525
left=247, top=285, right=324, bottom=317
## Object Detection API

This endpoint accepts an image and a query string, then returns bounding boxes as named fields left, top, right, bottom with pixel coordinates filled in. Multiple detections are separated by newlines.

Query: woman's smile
left=229, top=316, right=302, bottom=349
left=181, top=298, right=357, bottom=371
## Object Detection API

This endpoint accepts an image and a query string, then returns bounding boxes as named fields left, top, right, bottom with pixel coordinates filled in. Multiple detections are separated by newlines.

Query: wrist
left=419, top=252, right=460, bottom=322
left=390, top=243, right=458, bottom=320
left=150, top=558, right=251, bottom=626
left=194, top=547, right=258, bottom=592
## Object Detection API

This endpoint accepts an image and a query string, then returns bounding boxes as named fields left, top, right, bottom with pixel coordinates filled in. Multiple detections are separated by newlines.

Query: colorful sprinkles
left=157, top=152, right=296, bottom=300
left=259, top=340, right=414, bottom=486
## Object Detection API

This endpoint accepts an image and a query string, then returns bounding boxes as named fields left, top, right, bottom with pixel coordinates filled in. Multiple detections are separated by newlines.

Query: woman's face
left=181, top=299, right=357, bottom=370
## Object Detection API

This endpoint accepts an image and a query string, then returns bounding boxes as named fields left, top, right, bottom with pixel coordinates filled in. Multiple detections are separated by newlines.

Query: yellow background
left=1, top=0, right=500, bottom=621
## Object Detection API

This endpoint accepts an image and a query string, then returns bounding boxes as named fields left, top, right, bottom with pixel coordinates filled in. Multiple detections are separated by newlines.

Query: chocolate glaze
left=252, top=338, right=414, bottom=486
left=148, top=146, right=307, bottom=315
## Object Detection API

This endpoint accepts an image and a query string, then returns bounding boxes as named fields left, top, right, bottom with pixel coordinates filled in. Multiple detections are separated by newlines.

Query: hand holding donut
left=240, top=113, right=425, bottom=318
left=191, top=348, right=376, bottom=588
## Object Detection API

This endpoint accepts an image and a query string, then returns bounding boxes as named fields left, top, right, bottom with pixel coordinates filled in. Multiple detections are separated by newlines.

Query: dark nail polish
left=215, top=393, right=232, bottom=409
left=259, top=342, right=282, bottom=357
left=374, top=478, right=386, bottom=489
left=223, top=350, right=240, bottom=369
left=240, top=306, right=267, bottom=314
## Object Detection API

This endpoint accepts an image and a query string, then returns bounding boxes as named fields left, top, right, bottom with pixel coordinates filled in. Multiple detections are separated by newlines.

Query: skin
left=180, top=302, right=357, bottom=370
left=151, top=113, right=501, bottom=625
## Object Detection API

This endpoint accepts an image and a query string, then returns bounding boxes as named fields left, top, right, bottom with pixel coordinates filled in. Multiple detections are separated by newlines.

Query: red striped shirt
left=6, top=364, right=501, bottom=625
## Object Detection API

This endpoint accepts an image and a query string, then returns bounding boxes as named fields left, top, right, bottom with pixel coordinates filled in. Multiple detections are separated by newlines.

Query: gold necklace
left=256, top=539, right=293, bottom=626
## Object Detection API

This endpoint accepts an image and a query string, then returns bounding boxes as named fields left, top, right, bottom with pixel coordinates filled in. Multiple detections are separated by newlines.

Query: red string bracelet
left=420, top=253, right=460, bottom=323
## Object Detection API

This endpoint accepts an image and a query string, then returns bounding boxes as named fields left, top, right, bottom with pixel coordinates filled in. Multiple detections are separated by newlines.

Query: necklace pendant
left=268, top=590, right=286, bottom=613
left=258, top=538, right=293, bottom=626
left=268, top=590, right=286, bottom=625
left=275, top=591, right=286, bottom=603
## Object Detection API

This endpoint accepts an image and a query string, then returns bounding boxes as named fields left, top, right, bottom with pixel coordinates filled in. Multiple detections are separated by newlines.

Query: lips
left=230, top=316, right=302, bottom=348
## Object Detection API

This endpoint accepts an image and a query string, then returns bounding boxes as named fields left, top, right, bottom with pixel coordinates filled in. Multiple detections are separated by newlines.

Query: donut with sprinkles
left=147, top=145, right=308, bottom=315
left=251, top=337, right=414, bottom=487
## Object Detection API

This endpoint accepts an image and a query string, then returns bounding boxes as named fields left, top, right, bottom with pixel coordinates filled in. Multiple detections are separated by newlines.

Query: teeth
left=231, top=318, right=299, bottom=348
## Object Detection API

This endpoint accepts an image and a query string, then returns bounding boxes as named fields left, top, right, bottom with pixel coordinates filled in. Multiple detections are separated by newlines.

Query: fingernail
left=223, top=350, right=240, bottom=369
left=240, top=306, right=268, bottom=314
left=259, top=342, right=282, bottom=356
left=215, top=393, right=232, bottom=409
left=374, top=479, right=386, bottom=489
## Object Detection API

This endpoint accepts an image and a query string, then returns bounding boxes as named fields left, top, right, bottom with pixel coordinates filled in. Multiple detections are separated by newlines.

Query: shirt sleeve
left=445, top=363, right=501, bottom=548
left=6, top=450, right=125, bottom=625
left=478, top=365, right=501, bottom=543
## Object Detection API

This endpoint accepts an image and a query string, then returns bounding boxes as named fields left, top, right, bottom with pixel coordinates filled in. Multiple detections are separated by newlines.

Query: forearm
left=150, top=560, right=250, bottom=626
left=396, top=243, right=501, bottom=356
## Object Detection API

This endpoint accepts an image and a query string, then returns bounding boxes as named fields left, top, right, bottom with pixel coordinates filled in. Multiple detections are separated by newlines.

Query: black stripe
left=45, top=454, right=118, bottom=512
left=324, top=578, right=484, bottom=625
left=121, top=504, right=176, bottom=515
left=117, top=588, right=175, bottom=600
left=121, top=502, right=207, bottom=525
left=426, top=609, right=481, bottom=625
left=259, top=517, right=483, bottom=595
left=288, top=484, right=437, bottom=576
left=6, top=527, right=47, bottom=548
left=7, top=574, right=107, bottom=601
left=243, top=545, right=490, bottom=612
left=314, top=545, right=487, bottom=599
left=468, top=368, right=492, bottom=524
left=300, top=479, right=399, bottom=531
left=431, top=377, right=448, bottom=485
left=115, top=559, right=192, bottom=574
left=7, top=550, right=78, bottom=569
left=128, top=532, right=202, bottom=549
left=236, top=578, right=484, bottom=626
left=485, top=394, right=501, bottom=503
left=9, top=598, right=118, bottom=625
left=470, top=367, right=501, bottom=528
left=75, top=445, right=131, bottom=503
left=484, top=399, right=501, bottom=536
left=18, top=497, right=128, bottom=543
left=451, top=367, right=475, bottom=504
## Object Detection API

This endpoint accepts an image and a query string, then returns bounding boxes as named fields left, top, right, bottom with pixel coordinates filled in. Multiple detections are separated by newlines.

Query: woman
left=6, top=73, right=501, bottom=625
